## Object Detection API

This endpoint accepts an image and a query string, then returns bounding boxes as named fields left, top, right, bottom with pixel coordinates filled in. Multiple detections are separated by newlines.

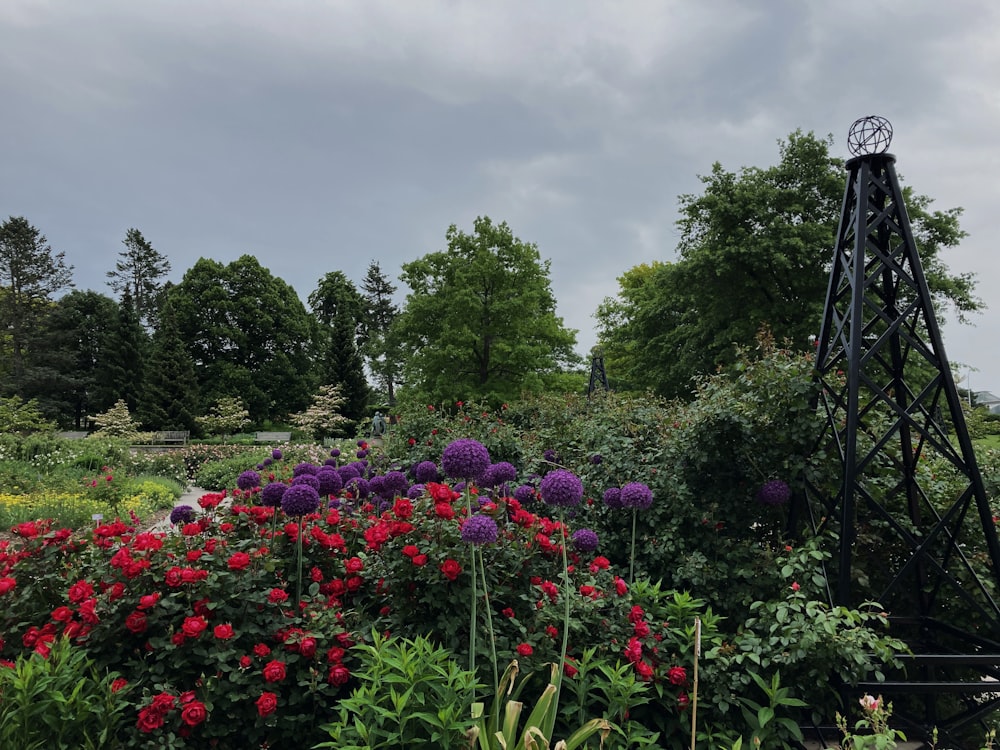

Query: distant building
left=972, top=391, right=1000, bottom=415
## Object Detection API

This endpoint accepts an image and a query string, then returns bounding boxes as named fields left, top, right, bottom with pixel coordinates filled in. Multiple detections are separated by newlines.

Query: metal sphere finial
left=847, top=115, right=893, bottom=156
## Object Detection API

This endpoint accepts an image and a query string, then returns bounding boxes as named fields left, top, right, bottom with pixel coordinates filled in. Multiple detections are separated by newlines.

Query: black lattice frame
left=588, top=354, right=609, bottom=397
left=803, top=152, right=1000, bottom=744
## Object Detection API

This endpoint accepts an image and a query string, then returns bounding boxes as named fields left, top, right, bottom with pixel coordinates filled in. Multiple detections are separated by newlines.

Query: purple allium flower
left=324, top=458, right=338, bottom=467
left=350, top=460, right=368, bottom=475
left=169, top=504, right=197, bottom=525
left=461, top=514, right=499, bottom=545
left=368, top=475, right=387, bottom=498
left=263, top=457, right=273, bottom=467
left=756, top=479, right=791, bottom=506
left=412, top=461, right=439, bottom=484
left=357, top=439, right=366, bottom=447
left=620, top=482, right=653, bottom=510
left=338, top=465, right=361, bottom=482
left=292, top=474, right=321, bottom=491
left=571, top=528, right=600, bottom=552
left=407, top=484, right=425, bottom=499
left=514, top=484, right=536, bottom=504
left=603, top=487, right=623, bottom=509
left=539, top=469, right=583, bottom=507
left=271, top=448, right=283, bottom=460
left=441, top=439, right=491, bottom=481
left=237, top=470, right=261, bottom=491
left=260, top=482, right=288, bottom=508
left=281, top=484, right=320, bottom=516
left=316, top=469, right=343, bottom=497
left=383, top=471, right=410, bottom=497
left=590, top=454, right=603, bottom=465
left=543, top=449, right=560, bottom=463
left=345, top=476, right=370, bottom=499
left=484, top=462, right=517, bottom=487
left=330, top=448, right=341, bottom=458
left=256, top=463, right=265, bottom=470
left=293, top=462, right=319, bottom=477
left=357, top=449, right=369, bottom=459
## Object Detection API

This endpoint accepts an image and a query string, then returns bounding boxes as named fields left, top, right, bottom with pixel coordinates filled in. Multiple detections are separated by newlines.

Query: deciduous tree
left=395, top=216, right=579, bottom=404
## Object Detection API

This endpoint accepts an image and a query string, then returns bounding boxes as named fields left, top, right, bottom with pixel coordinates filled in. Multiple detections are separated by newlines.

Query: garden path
left=146, top=486, right=216, bottom=534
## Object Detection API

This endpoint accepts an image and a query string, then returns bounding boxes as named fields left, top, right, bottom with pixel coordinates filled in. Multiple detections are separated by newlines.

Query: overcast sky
left=3, top=1, right=999, bottom=393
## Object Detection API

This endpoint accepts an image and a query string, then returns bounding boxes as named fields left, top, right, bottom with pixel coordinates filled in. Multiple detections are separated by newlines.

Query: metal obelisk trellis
left=803, top=116, right=1000, bottom=744
left=588, top=353, right=609, bottom=397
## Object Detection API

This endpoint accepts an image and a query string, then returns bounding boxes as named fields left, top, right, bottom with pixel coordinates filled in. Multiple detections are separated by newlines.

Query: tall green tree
left=595, top=131, right=979, bottom=399
left=308, top=271, right=369, bottom=427
left=0, top=216, right=74, bottom=393
left=138, top=291, right=200, bottom=432
left=106, top=228, right=171, bottom=327
left=359, top=261, right=401, bottom=406
left=93, top=290, right=147, bottom=414
left=395, top=216, right=579, bottom=404
left=169, top=255, right=316, bottom=424
left=28, top=290, right=118, bottom=427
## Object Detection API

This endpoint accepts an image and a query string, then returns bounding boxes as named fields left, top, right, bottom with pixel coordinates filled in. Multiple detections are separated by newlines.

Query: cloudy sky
left=3, top=1, right=999, bottom=393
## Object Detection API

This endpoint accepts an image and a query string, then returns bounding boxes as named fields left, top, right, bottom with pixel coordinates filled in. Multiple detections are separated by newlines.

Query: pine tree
left=106, top=228, right=171, bottom=327
left=360, top=260, right=401, bottom=406
left=138, top=298, right=200, bottom=432
left=93, top=291, right=147, bottom=414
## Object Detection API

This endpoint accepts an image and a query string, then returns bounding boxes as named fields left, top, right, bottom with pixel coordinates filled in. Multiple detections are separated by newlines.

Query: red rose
left=0, top=577, right=16, bottom=595
left=186, top=549, right=203, bottom=562
left=171, top=632, right=186, bottom=646
left=227, top=552, right=250, bottom=570
left=111, top=677, right=128, bottom=693
left=299, top=637, right=317, bottom=658
left=125, top=611, right=148, bottom=635
left=633, top=620, right=651, bottom=637
left=67, top=580, right=94, bottom=603
left=434, top=502, right=455, bottom=520
left=164, top=567, right=184, bottom=587
left=516, top=643, right=533, bottom=657
left=253, top=643, right=271, bottom=657
left=256, top=691, right=278, bottom=717
left=634, top=660, right=654, bottom=680
left=51, top=606, right=74, bottom=623
left=624, top=637, right=642, bottom=664
left=502, top=607, right=515, bottom=618
left=138, top=591, right=160, bottom=609
left=78, top=598, right=99, bottom=624
left=182, top=616, right=208, bottom=638
left=328, top=664, right=351, bottom=685
left=614, top=577, right=628, bottom=596
left=326, top=646, right=345, bottom=663
left=180, top=700, right=207, bottom=727
left=137, top=707, right=165, bottom=733
left=151, top=692, right=176, bottom=713
left=268, top=588, right=288, bottom=604
left=667, top=666, right=687, bottom=685
left=402, top=544, right=419, bottom=558
left=412, top=554, right=428, bottom=566
left=545, top=625, right=558, bottom=639
left=213, top=623, right=235, bottom=640
left=262, top=659, right=287, bottom=683
left=628, top=605, right=645, bottom=624
left=345, top=556, right=364, bottom=574
left=440, top=559, right=462, bottom=581
left=239, top=655, right=252, bottom=669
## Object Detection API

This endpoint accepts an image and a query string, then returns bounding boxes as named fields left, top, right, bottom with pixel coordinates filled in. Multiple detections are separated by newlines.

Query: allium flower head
left=293, top=462, right=319, bottom=477
left=170, top=505, right=197, bottom=525
left=412, top=461, right=439, bottom=484
left=338, top=465, right=361, bottom=482
left=237, top=470, right=261, bottom=491
left=756, top=479, right=791, bottom=507
left=368, top=475, right=386, bottom=498
left=484, top=462, right=517, bottom=487
left=382, top=471, right=410, bottom=497
left=263, top=457, right=273, bottom=467
left=539, top=469, right=583, bottom=507
left=571, top=528, right=600, bottom=552
left=407, top=484, right=424, bottom=499
left=441, top=439, right=491, bottom=481
left=260, top=482, right=287, bottom=508
left=281, top=485, right=320, bottom=517
left=543, top=449, right=560, bottom=463
left=316, top=469, right=343, bottom=497
left=603, top=487, right=623, bottom=509
left=461, top=514, right=499, bottom=545
left=271, top=449, right=283, bottom=460
left=329, top=448, right=341, bottom=458
left=590, top=454, right=603, bottom=465
left=291, top=474, right=321, bottom=491
left=620, top=482, right=653, bottom=510
left=345, top=477, right=370, bottom=499
left=514, top=484, right=536, bottom=504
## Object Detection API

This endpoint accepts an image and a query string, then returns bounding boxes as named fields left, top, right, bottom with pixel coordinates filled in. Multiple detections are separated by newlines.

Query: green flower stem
left=629, top=506, right=638, bottom=585
left=295, top=517, right=305, bottom=610
left=477, top=546, right=500, bottom=730
left=465, top=487, right=477, bottom=677
left=548, top=509, right=572, bottom=739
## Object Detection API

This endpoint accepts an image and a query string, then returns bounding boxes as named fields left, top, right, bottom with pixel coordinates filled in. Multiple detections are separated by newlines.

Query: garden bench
left=155, top=430, right=190, bottom=446
left=57, top=431, right=88, bottom=439
left=255, top=431, right=292, bottom=443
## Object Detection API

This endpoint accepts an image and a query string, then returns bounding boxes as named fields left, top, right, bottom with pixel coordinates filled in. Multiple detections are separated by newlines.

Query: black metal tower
left=587, top=353, right=609, bottom=397
left=804, top=116, right=1000, bottom=745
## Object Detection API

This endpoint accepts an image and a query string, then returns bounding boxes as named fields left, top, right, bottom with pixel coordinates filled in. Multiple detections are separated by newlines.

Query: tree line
left=1, top=131, right=980, bottom=433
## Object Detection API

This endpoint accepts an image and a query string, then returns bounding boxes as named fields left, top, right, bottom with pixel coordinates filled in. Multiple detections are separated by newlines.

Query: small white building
left=972, top=390, right=1000, bottom=415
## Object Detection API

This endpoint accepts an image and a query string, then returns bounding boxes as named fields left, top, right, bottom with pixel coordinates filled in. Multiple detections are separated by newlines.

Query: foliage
left=92, top=291, right=147, bottom=415
left=89, top=399, right=142, bottom=440
left=0, top=216, right=75, bottom=393
left=105, top=227, right=171, bottom=327
left=836, top=694, right=907, bottom=750
left=359, top=260, right=402, bottom=406
left=394, top=216, right=580, bottom=405
left=197, top=396, right=251, bottom=439
left=0, top=394, right=55, bottom=435
left=289, top=384, right=352, bottom=440
left=317, top=630, right=480, bottom=749
left=138, top=295, right=200, bottom=433
left=168, top=256, right=316, bottom=423
left=595, top=131, right=979, bottom=399
left=0, top=636, right=129, bottom=749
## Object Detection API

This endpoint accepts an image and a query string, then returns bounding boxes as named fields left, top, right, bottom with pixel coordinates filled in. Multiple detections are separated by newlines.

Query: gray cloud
left=2, top=0, right=998, bottom=390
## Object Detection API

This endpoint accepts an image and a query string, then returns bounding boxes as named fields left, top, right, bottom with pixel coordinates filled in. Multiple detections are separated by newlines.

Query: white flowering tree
left=290, top=384, right=351, bottom=440
left=198, top=396, right=251, bottom=441
left=89, top=399, right=140, bottom=439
